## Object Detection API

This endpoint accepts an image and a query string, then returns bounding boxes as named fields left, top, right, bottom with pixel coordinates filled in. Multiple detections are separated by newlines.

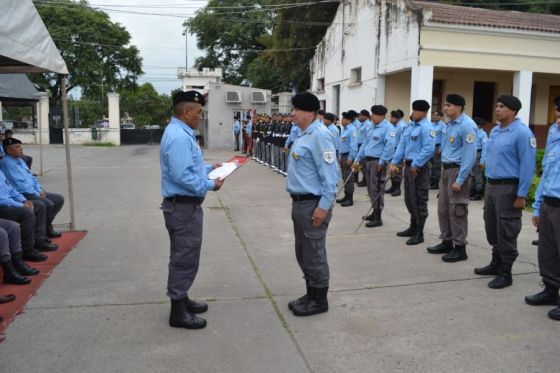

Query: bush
left=536, top=149, right=545, bottom=176
left=526, top=175, right=541, bottom=208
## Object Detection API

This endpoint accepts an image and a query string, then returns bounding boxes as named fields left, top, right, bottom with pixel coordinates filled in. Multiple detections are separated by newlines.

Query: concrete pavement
left=0, top=145, right=558, bottom=373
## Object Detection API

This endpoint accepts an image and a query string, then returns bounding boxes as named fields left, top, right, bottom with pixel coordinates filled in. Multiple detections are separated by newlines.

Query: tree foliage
left=32, top=0, right=143, bottom=104
left=119, top=83, right=172, bottom=128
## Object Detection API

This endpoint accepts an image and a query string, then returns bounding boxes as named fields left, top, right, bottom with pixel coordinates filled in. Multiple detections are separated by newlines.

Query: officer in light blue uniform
left=336, top=112, right=359, bottom=206
left=389, top=100, right=435, bottom=245
left=324, top=113, right=340, bottom=157
left=474, top=95, right=536, bottom=289
left=160, top=90, right=224, bottom=330
left=469, top=116, right=488, bottom=200
left=428, top=94, right=477, bottom=262
left=233, top=116, right=241, bottom=151
left=386, top=110, right=407, bottom=196
left=353, top=105, right=395, bottom=227
left=528, top=97, right=560, bottom=320
left=286, top=92, right=339, bottom=317
left=354, top=110, right=370, bottom=186
left=430, top=111, right=446, bottom=189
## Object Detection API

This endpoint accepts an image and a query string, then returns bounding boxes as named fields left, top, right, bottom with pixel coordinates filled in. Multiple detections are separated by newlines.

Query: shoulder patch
left=323, top=150, right=335, bottom=164
left=352, top=131, right=358, bottom=138
left=530, top=137, right=537, bottom=148
left=429, top=130, right=436, bottom=138
left=465, top=134, right=475, bottom=144
left=389, top=131, right=396, bottom=137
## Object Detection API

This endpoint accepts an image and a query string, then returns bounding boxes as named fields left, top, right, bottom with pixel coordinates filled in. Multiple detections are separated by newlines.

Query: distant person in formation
left=474, top=95, right=536, bottom=289
left=526, top=96, right=560, bottom=321
left=286, top=92, right=339, bottom=317
left=469, top=116, right=488, bottom=201
left=233, top=115, right=241, bottom=151
left=160, top=90, right=224, bottom=330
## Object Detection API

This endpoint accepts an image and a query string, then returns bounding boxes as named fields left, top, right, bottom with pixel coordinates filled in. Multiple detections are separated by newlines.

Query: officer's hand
left=24, top=201, right=33, bottom=209
left=376, top=163, right=384, bottom=173
left=451, top=182, right=461, bottom=192
left=212, top=162, right=222, bottom=170
left=387, top=164, right=396, bottom=176
left=479, top=163, right=484, bottom=170
left=39, top=191, right=47, bottom=199
left=213, top=178, right=224, bottom=191
left=513, top=197, right=526, bottom=210
left=283, top=147, right=289, bottom=153
left=532, top=215, right=539, bottom=228
left=410, top=167, right=419, bottom=178
left=351, top=162, right=360, bottom=171
left=312, top=207, right=328, bottom=228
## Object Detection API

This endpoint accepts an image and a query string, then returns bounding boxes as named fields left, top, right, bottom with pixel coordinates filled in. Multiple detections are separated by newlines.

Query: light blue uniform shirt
left=285, top=124, right=301, bottom=148
left=245, top=121, right=252, bottom=135
left=286, top=119, right=340, bottom=210
left=440, top=113, right=478, bottom=185
left=355, top=119, right=396, bottom=165
left=484, top=118, right=536, bottom=197
left=392, top=116, right=435, bottom=168
left=340, top=123, right=358, bottom=156
left=160, top=117, right=215, bottom=198
left=0, top=155, right=42, bottom=196
left=533, top=123, right=560, bottom=216
left=432, top=120, right=446, bottom=146
left=356, top=119, right=372, bottom=146
left=477, top=127, right=489, bottom=164
left=233, top=120, right=241, bottom=134
left=327, top=123, right=340, bottom=152
left=395, top=120, right=406, bottom=147
left=0, top=169, right=26, bottom=208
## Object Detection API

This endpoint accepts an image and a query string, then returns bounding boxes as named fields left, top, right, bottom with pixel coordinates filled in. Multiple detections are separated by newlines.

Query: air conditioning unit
left=251, top=91, right=267, bottom=104
left=225, top=91, right=241, bottom=103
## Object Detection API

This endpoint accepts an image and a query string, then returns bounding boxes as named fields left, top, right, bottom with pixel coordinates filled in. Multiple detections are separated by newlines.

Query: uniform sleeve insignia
left=465, top=134, right=475, bottom=143
left=429, top=130, right=437, bottom=138
left=341, top=137, right=347, bottom=142
left=449, top=136, right=455, bottom=144
left=530, top=137, right=537, bottom=148
left=389, top=131, right=396, bottom=137
left=323, top=150, right=335, bottom=164
left=292, top=151, right=299, bottom=160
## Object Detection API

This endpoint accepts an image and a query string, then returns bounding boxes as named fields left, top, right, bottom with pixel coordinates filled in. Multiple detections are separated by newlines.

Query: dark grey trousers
left=0, top=203, right=43, bottom=249
left=234, top=133, right=240, bottom=150
left=470, top=152, right=484, bottom=193
left=0, top=218, right=22, bottom=263
left=365, top=159, right=385, bottom=219
left=24, top=192, right=64, bottom=226
left=292, top=199, right=332, bottom=289
left=162, top=199, right=203, bottom=300
left=404, top=164, right=430, bottom=225
left=537, top=201, right=560, bottom=288
left=430, top=148, right=442, bottom=185
left=438, top=168, right=471, bottom=245
left=483, top=184, right=522, bottom=265
left=339, top=154, right=354, bottom=194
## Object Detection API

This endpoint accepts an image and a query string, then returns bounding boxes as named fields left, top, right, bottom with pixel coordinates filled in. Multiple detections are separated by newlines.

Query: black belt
left=405, top=159, right=413, bottom=166
left=164, top=196, right=204, bottom=205
left=442, top=163, right=460, bottom=169
left=435, top=143, right=441, bottom=147
left=544, top=196, right=560, bottom=207
left=477, top=149, right=482, bottom=153
left=487, top=178, right=519, bottom=185
left=364, top=156, right=380, bottom=161
left=290, top=194, right=320, bottom=202
left=340, top=152, right=349, bottom=156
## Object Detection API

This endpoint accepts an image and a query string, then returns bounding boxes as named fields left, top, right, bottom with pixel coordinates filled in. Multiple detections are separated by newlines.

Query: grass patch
left=82, top=142, right=116, bottom=147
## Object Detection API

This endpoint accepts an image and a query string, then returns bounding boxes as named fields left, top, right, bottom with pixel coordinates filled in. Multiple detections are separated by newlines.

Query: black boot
left=385, top=183, right=395, bottom=194
left=474, top=251, right=501, bottom=276
left=365, top=218, right=382, bottom=228
left=427, top=240, right=453, bottom=254
left=47, top=224, right=62, bottom=238
left=397, top=221, right=416, bottom=237
left=340, top=193, right=353, bottom=207
left=22, top=250, right=48, bottom=262
left=357, top=179, right=367, bottom=187
left=525, top=283, right=560, bottom=306
left=12, top=252, right=39, bottom=276
left=169, top=298, right=207, bottom=329
left=442, top=244, right=468, bottom=262
left=406, top=221, right=424, bottom=245
left=336, top=193, right=348, bottom=204
left=1, top=260, right=30, bottom=285
left=488, top=263, right=513, bottom=289
left=391, top=182, right=401, bottom=197
left=184, top=296, right=208, bottom=314
left=549, top=307, right=560, bottom=321
left=35, top=240, right=58, bottom=252
left=364, top=213, right=375, bottom=221
left=292, top=286, right=329, bottom=316
left=289, top=281, right=309, bottom=311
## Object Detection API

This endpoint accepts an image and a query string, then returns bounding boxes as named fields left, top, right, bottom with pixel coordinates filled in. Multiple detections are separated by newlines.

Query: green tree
left=119, top=83, right=172, bottom=128
left=32, top=0, right=143, bottom=104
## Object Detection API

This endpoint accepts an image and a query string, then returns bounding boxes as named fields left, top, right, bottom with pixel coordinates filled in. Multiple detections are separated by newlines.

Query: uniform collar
left=497, top=118, right=521, bottom=132
left=298, top=119, right=320, bottom=137
left=415, top=116, right=431, bottom=126
left=448, top=113, right=465, bottom=126
left=170, top=116, right=196, bottom=138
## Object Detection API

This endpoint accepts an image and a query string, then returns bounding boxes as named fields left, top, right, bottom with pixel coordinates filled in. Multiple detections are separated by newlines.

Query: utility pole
left=182, top=30, right=188, bottom=69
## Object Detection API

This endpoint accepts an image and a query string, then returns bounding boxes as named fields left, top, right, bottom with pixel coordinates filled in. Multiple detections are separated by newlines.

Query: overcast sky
left=92, top=0, right=208, bottom=95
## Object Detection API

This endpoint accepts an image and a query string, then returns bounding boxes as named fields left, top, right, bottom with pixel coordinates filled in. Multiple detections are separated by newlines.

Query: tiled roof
left=411, top=1, right=560, bottom=34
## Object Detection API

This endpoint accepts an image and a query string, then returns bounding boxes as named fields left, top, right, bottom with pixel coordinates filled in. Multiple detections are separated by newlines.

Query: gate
left=49, top=128, right=63, bottom=144
left=120, top=129, right=165, bottom=145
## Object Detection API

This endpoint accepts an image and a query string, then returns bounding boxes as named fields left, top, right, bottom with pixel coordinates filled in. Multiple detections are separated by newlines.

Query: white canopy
left=0, top=0, right=68, bottom=74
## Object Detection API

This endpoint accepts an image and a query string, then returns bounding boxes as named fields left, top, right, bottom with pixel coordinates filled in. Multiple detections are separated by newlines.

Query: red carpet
left=0, top=231, right=87, bottom=340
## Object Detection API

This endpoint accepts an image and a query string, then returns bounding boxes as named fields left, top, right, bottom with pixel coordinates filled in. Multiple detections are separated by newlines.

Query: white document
left=208, top=162, right=238, bottom=180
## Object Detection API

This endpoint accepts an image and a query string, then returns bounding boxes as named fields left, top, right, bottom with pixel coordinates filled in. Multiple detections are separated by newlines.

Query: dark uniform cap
left=341, top=111, right=353, bottom=120
left=370, top=105, right=388, bottom=116
left=412, top=100, right=430, bottom=112
left=390, top=110, right=404, bottom=119
left=473, top=116, right=486, bottom=127
left=292, top=92, right=320, bottom=112
left=318, top=109, right=326, bottom=116
left=172, top=90, right=205, bottom=107
left=497, top=95, right=522, bottom=112
left=445, top=94, right=466, bottom=107
left=347, top=110, right=359, bottom=118
left=3, top=137, right=22, bottom=150
left=324, top=113, right=335, bottom=122
left=360, top=109, right=370, bottom=117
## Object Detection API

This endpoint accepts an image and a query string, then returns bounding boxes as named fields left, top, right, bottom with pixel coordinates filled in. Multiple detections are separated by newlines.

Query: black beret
left=324, top=112, right=335, bottom=122
left=3, top=137, right=21, bottom=149
left=370, top=105, right=388, bottom=116
left=497, top=95, right=522, bottom=112
left=446, top=94, right=466, bottom=107
left=360, top=109, right=370, bottom=117
left=554, top=96, right=560, bottom=110
left=347, top=110, right=359, bottom=118
left=341, top=112, right=353, bottom=120
left=390, top=110, right=404, bottom=119
left=172, top=90, right=205, bottom=107
left=318, top=109, right=326, bottom=116
left=292, top=92, right=320, bottom=112
left=473, top=116, right=486, bottom=127
left=412, top=100, right=430, bottom=112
